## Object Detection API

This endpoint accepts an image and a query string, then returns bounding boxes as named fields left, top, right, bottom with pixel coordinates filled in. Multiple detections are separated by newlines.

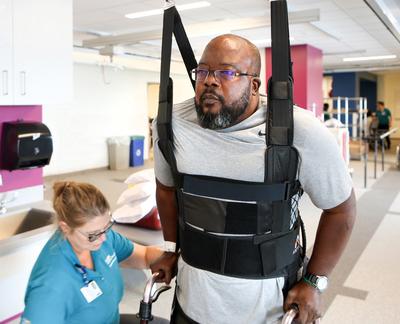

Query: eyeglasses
left=77, top=218, right=115, bottom=243
left=190, top=68, right=258, bottom=82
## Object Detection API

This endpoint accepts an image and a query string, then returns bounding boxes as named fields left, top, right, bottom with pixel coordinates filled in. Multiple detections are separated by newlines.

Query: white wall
left=43, top=62, right=194, bottom=176
left=377, top=71, right=400, bottom=139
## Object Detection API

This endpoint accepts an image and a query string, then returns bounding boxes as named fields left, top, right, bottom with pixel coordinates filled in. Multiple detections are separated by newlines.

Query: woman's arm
left=120, top=244, right=163, bottom=269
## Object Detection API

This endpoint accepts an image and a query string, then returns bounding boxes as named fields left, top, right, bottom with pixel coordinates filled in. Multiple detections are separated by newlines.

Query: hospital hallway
left=35, top=153, right=400, bottom=323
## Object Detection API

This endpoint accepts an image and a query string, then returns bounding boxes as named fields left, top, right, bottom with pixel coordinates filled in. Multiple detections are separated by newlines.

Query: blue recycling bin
left=130, top=135, right=145, bottom=167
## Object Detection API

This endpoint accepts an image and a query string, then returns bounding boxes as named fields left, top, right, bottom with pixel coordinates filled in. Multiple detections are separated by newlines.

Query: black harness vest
left=157, top=0, right=305, bottom=279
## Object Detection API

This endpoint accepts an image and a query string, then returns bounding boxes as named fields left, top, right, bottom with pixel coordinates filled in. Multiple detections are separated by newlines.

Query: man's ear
left=59, top=221, right=70, bottom=235
left=252, top=77, right=261, bottom=95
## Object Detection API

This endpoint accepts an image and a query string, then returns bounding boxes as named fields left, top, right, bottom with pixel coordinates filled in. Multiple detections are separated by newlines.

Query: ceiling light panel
left=343, top=54, right=397, bottom=61
left=125, top=1, right=210, bottom=19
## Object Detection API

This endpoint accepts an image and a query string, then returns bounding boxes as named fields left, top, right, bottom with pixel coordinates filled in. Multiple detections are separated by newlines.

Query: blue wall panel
left=360, top=79, right=377, bottom=112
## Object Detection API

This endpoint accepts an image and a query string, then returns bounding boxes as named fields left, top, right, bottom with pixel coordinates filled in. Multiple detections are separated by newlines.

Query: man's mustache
left=200, top=91, right=224, bottom=104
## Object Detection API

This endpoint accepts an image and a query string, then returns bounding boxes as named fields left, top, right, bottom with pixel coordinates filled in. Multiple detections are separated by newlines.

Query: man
left=151, top=34, right=356, bottom=324
left=376, top=101, right=392, bottom=149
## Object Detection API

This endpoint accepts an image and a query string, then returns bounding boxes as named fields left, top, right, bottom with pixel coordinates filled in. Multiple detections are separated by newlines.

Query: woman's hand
left=120, top=244, right=164, bottom=269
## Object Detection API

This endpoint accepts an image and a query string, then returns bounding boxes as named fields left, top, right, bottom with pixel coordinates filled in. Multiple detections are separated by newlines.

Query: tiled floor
left=41, top=153, right=400, bottom=323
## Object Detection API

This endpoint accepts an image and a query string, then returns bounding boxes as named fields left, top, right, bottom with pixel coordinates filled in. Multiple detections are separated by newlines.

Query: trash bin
left=130, top=135, right=145, bottom=167
left=107, top=136, right=130, bottom=170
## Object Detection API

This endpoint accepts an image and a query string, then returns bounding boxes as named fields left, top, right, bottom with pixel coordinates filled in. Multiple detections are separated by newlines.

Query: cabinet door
left=13, top=0, right=73, bottom=105
left=0, top=0, right=14, bottom=105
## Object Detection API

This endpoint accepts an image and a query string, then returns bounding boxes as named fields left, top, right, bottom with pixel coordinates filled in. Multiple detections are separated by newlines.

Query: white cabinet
left=0, top=1, right=14, bottom=105
left=0, top=0, right=73, bottom=106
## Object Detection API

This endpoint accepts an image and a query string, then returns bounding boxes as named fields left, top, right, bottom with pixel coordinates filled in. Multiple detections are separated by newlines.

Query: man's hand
left=150, top=251, right=179, bottom=284
left=284, top=281, right=322, bottom=324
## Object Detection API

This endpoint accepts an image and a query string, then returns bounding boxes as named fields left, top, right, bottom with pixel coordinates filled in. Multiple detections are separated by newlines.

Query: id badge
left=80, top=280, right=103, bottom=303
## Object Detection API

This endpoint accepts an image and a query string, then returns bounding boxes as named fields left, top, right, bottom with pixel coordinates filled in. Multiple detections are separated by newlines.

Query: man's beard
left=195, top=84, right=251, bottom=130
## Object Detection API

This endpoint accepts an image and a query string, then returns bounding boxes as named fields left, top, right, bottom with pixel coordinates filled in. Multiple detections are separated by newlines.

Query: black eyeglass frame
left=77, top=218, right=115, bottom=243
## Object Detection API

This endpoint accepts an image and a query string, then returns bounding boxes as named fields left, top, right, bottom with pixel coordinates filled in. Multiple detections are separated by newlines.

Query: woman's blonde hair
left=53, top=181, right=110, bottom=229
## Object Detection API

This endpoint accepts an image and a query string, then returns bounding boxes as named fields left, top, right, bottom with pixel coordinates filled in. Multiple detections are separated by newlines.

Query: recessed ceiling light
left=343, top=55, right=397, bottom=62
left=125, top=1, right=211, bottom=19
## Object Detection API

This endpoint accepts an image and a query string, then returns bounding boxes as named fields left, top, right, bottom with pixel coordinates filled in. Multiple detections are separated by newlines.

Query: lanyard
left=75, top=264, right=90, bottom=286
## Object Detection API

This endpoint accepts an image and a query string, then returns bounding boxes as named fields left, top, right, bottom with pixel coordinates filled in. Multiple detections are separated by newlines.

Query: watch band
left=303, top=273, right=328, bottom=292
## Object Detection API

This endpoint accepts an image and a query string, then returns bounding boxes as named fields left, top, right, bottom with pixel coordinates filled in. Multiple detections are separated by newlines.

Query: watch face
left=317, top=276, right=328, bottom=291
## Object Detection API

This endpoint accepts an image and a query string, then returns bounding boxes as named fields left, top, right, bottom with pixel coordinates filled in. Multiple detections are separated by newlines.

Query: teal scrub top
left=21, top=229, right=134, bottom=324
left=376, top=108, right=391, bottom=127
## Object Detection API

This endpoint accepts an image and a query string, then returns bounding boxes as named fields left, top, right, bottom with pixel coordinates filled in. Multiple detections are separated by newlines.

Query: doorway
left=147, top=83, right=160, bottom=160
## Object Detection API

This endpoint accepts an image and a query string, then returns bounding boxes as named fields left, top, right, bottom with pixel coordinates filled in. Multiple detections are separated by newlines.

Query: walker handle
left=137, top=271, right=171, bottom=323
left=281, top=305, right=321, bottom=324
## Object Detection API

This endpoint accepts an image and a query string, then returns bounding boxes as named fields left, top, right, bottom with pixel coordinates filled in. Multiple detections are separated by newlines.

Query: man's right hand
left=150, top=251, right=179, bottom=284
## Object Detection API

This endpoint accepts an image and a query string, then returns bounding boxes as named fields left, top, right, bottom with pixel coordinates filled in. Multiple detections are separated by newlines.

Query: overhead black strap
left=157, top=4, right=197, bottom=186
left=266, top=0, right=294, bottom=147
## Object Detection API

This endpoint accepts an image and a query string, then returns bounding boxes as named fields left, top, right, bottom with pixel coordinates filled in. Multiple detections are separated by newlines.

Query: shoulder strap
left=157, top=4, right=197, bottom=187
left=266, top=0, right=294, bottom=147
left=264, top=0, right=298, bottom=186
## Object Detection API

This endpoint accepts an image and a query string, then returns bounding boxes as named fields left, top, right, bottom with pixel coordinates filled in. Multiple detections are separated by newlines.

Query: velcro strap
left=270, top=127, right=289, bottom=145
left=183, top=175, right=292, bottom=202
left=270, top=81, right=291, bottom=100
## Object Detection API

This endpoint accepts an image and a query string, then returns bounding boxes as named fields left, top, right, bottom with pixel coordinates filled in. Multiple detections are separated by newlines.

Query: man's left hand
left=283, top=280, right=322, bottom=324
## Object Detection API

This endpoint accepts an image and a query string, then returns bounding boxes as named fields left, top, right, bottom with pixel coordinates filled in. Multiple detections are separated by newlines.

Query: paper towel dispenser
left=1, top=121, right=53, bottom=170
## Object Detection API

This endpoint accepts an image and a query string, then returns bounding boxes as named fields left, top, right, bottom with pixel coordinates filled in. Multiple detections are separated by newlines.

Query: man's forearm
left=306, top=189, right=356, bottom=276
left=156, top=179, right=178, bottom=243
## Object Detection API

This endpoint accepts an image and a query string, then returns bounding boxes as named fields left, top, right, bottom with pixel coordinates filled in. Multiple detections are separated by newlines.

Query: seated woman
left=21, top=181, right=164, bottom=324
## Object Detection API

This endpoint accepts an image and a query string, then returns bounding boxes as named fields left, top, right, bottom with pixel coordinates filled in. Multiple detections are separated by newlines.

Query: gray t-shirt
left=153, top=96, right=352, bottom=323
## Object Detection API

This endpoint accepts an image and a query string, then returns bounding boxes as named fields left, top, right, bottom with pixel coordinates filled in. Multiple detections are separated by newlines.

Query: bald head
left=202, top=34, right=261, bottom=76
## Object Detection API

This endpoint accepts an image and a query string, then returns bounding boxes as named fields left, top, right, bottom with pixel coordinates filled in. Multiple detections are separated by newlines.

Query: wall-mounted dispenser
left=1, top=121, right=53, bottom=171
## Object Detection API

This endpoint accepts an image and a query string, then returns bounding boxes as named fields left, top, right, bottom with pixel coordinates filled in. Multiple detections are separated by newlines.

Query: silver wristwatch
left=303, top=273, right=329, bottom=293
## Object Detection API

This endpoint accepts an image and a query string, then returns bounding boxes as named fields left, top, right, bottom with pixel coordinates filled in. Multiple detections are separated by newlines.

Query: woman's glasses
left=77, top=218, right=115, bottom=243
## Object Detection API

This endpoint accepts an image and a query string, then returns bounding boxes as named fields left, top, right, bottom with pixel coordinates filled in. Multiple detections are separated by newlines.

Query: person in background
left=376, top=101, right=392, bottom=149
left=21, top=181, right=164, bottom=324
left=323, top=103, right=330, bottom=121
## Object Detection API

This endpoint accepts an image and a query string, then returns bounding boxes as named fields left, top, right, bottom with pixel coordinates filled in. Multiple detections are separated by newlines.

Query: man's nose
left=204, top=71, right=220, bottom=86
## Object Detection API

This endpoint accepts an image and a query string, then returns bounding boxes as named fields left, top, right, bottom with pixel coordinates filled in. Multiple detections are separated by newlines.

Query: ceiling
left=73, top=0, right=400, bottom=72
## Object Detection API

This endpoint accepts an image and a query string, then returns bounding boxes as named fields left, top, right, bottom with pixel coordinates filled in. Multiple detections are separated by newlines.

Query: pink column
left=265, top=44, right=323, bottom=116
